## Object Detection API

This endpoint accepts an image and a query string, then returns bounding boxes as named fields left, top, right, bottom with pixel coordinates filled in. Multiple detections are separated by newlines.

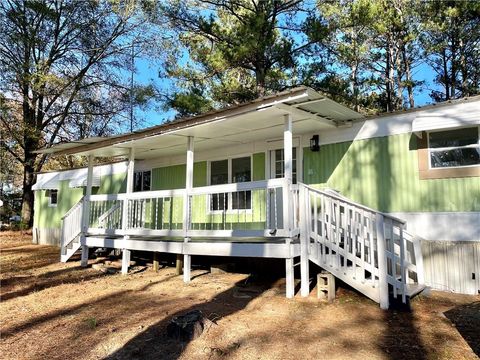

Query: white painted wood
left=375, top=213, right=389, bottom=310
left=183, top=241, right=299, bottom=258
left=283, top=114, right=293, bottom=232
left=388, top=212, right=480, bottom=242
left=121, top=249, right=131, bottom=275
left=81, top=155, right=94, bottom=233
left=183, top=254, right=191, bottom=283
left=122, top=148, right=135, bottom=234
left=285, top=256, right=295, bottom=299
left=300, top=186, right=310, bottom=297
left=184, top=136, right=194, bottom=237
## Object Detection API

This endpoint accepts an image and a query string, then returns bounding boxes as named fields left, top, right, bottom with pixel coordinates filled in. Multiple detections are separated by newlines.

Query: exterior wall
left=303, top=131, right=480, bottom=294
left=303, top=133, right=479, bottom=214
left=34, top=166, right=127, bottom=246
left=33, top=180, right=84, bottom=246
left=148, top=155, right=267, bottom=229
left=421, top=241, right=480, bottom=295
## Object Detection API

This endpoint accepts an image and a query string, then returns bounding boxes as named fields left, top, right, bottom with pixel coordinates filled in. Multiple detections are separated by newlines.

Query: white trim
left=427, top=126, right=480, bottom=170
left=388, top=212, right=480, bottom=242
left=47, top=189, right=58, bottom=207
left=207, top=155, right=254, bottom=213
left=133, top=169, right=152, bottom=192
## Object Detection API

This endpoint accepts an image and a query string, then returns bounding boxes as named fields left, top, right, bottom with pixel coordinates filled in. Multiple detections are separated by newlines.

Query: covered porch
left=42, top=87, right=363, bottom=298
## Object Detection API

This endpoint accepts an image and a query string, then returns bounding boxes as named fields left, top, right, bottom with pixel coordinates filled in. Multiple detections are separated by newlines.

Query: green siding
left=253, top=152, right=266, bottom=181
left=303, top=133, right=480, bottom=212
left=34, top=180, right=84, bottom=229
left=94, top=172, right=127, bottom=194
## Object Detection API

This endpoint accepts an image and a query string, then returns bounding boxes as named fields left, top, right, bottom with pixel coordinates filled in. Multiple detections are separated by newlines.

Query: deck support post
left=80, top=245, right=89, bottom=267
left=183, top=136, right=194, bottom=283
left=300, top=186, right=310, bottom=297
left=121, top=148, right=135, bottom=275
left=376, top=213, right=389, bottom=310
left=176, top=254, right=183, bottom=275
left=153, top=252, right=159, bottom=271
left=285, top=256, right=295, bottom=299
left=80, top=154, right=94, bottom=267
left=122, top=249, right=131, bottom=275
left=183, top=253, right=191, bottom=283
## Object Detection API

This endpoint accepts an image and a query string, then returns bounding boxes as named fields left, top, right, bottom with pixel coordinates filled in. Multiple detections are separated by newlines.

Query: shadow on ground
left=104, top=277, right=276, bottom=360
left=444, top=301, right=480, bottom=357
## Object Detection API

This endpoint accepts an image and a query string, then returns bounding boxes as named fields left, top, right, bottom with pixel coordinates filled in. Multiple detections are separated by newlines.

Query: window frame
left=427, top=126, right=480, bottom=170
left=47, top=189, right=58, bottom=207
left=207, top=155, right=253, bottom=213
left=133, top=169, right=152, bottom=192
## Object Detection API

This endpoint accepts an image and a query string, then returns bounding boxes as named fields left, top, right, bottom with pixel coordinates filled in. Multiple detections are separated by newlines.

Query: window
left=273, top=148, right=297, bottom=183
left=134, top=170, right=151, bottom=192
left=428, top=127, right=480, bottom=169
left=47, top=189, right=58, bottom=207
left=209, top=156, right=251, bottom=211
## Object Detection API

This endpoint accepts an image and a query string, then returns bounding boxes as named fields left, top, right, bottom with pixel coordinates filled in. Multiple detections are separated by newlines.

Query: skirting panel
left=32, top=227, right=61, bottom=247
left=421, top=240, right=480, bottom=295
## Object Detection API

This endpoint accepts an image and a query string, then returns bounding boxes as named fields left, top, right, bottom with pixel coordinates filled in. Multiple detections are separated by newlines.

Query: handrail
left=298, top=183, right=406, bottom=225
left=61, top=196, right=84, bottom=220
left=89, top=178, right=288, bottom=202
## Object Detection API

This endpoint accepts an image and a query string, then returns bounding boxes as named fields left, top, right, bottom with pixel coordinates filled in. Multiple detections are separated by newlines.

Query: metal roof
left=36, top=86, right=362, bottom=158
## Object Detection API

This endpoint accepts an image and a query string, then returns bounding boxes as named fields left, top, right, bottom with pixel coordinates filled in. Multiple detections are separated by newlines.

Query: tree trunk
left=21, top=152, right=36, bottom=227
left=459, top=38, right=468, bottom=96
left=255, top=64, right=266, bottom=98
left=402, top=44, right=414, bottom=108
left=385, top=39, right=395, bottom=112
left=396, top=45, right=404, bottom=109
left=442, top=48, right=450, bottom=100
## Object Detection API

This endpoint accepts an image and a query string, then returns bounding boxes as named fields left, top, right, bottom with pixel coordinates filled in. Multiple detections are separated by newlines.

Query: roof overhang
left=36, top=87, right=363, bottom=160
left=32, top=168, right=101, bottom=190
left=412, top=107, right=480, bottom=138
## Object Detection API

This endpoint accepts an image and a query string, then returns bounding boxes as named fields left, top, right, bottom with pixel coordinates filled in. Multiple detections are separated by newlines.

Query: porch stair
left=298, top=184, right=425, bottom=308
left=60, top=197, right=84, bottom=262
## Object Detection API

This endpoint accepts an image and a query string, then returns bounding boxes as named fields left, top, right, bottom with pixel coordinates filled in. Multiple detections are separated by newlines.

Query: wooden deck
left=84, top=235, right=301, bottom=259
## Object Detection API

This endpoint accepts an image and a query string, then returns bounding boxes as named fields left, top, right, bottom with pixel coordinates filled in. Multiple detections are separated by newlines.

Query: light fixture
left=310, top=135, right=320, bottom=152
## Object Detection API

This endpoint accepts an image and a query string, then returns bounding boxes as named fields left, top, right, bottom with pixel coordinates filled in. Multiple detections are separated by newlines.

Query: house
left=33, top=87, right=480, bottom=308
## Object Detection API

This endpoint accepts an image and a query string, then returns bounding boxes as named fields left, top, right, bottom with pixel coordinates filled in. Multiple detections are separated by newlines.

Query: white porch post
left=300, top=185, right=310, bottom=297
left=80, top=154, right=94, bottom=267
left=376, top=213, right=389, bottom=309
left=121, top=148, right=135, bottom=275
left=283, top=113, right=295, bottom=298
left=183, top=136, right=194, bottom=283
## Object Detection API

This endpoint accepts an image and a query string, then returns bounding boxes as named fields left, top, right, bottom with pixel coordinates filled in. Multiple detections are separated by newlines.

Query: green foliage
left=157, top=0, right=323, bottom=116
left=85, top=317, right=97, bottom=330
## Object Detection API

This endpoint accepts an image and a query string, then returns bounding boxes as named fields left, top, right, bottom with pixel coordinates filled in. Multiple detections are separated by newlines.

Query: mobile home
left=33, top=87, right=480, bottom=307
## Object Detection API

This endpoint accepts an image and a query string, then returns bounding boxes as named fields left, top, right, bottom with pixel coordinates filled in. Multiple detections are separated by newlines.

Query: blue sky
left=132, top=55, right=439, bottom=131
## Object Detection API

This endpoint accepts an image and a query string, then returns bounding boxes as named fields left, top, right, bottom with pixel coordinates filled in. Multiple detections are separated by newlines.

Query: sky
left=132, top=56, right=439, bottom=131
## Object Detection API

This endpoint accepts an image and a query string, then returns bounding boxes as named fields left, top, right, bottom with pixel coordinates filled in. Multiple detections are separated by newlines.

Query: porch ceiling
left=37, top=87, right=363, bottom=160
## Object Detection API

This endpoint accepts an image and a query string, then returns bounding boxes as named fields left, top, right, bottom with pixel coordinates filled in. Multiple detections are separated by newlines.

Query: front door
left=268, top=148, right=297, bottom=229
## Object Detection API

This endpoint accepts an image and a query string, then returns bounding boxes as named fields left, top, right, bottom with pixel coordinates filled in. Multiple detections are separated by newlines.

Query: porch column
left=283, top=114, right=295, bottom=298
left=376, top=213, right=389, bottom=310
left=81, top=154, right=94, bottom=267
left=183, top=136, right=194, bottom=283
left=121, top=148, right=135, bottom=275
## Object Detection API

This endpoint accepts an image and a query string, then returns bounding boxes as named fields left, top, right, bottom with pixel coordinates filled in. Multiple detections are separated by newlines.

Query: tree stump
left=167, top=310, right=209, bottom=342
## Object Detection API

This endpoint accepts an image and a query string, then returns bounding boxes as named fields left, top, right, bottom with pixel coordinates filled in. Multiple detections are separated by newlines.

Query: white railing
left=299, top=183, right=423, bottom=306
left=60, top=197, right=84, bottom=257
left=86, top=178, right=296, bottom=239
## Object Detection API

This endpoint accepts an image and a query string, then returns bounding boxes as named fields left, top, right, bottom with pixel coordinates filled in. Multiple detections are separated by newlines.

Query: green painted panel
left=94, top=173, right=127, bottom=194
left=152, top=164, right=185, bottom=190
left=253, top=152, right=266, bottom=181
left=303, top=133, right=480, bottom=212
left=34, top=180, right=84, bottom=229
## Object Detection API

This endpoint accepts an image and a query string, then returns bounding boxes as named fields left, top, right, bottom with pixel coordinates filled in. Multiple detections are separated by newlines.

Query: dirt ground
left=1, top=231, right=479, bottom=360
